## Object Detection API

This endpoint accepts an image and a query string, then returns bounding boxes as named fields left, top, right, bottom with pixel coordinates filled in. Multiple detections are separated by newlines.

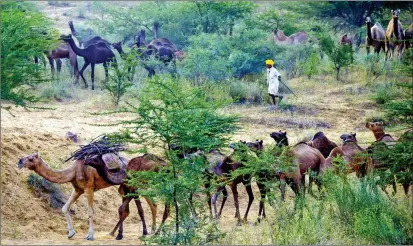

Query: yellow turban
left=265, top=59, right=274, bottom=65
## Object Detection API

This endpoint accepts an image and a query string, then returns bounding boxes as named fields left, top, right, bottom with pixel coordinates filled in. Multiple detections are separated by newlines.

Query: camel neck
left=393, top=18, right=399, bottom=39
left=277, top=138, right=289, bottom=147
left=373, top=130, right=385, bottom=141
left=69, top=24, right=77, bottom=36
left=366, top=22, right=372, bottom=40
left=34, top=159, right=76, bottom=184
left=66, top=38, right=87, bottom=58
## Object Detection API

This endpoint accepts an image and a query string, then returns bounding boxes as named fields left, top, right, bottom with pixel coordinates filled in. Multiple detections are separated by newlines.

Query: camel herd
left=18, top=121, right=412, bottom=241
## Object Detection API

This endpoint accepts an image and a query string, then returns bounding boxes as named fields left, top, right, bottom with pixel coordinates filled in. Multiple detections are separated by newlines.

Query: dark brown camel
left=365, top=17, right=386, bottom=55
left=210, top=140, right=255, bottom=226
left=134, top=29, right=177, bottom=78
left=84, top=153, right=169, bottom=240
left=320, top=133, right=373, bottom=177
left=308, top=131, right=338, bottom=158
left=60, top=34, right=117, bottom=90
left=341, top=34, right=353, bottom=46
left=385, top=10, right=404, bottom=59
left=269, top=131, right=325, bottom=201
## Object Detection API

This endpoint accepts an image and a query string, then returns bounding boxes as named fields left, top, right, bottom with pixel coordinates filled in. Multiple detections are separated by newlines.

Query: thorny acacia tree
left=1, top=2, right=58, bottom=107
left=105, top=76, right=239, bottom=244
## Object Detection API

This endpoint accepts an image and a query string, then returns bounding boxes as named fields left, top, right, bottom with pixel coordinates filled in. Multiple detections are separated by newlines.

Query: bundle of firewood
left=64, top=135, right=126, bottom=162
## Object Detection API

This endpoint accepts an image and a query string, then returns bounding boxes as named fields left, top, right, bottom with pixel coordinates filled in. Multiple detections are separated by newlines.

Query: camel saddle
left=84, top=153, right=128, bottom=170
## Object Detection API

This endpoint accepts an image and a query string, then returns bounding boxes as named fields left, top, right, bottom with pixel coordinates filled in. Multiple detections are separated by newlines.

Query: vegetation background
left=1, top=1, right=412, bottom=245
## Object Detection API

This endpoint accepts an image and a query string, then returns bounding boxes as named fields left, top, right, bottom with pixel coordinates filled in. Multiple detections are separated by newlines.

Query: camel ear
left=260, top=140, right=263, bottom=144
left=352, top=133, right=356, bottom=137
left=33, top=152, right=39, bottom=158
left=365, top=122, right=370, bottom=128
left=379, top=121, right=384, bottom=126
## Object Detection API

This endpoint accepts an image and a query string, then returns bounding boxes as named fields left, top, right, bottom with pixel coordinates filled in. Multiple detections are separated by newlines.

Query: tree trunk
left=336, top=67, right=340, bottom=81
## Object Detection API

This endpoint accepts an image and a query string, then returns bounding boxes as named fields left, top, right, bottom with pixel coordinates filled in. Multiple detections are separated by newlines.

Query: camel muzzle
left=18, top=159, right=24, bottom=169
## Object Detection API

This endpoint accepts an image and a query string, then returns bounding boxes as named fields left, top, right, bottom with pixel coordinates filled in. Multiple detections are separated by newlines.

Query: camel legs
left=212, top=185, right=226, bottom=224
left=78, top=61, right=90, bottom=88
left=56, top=59, right=62, bottom=76
left=230, top=181, right=243, bottom=226
left=218, top=186, right=228, bottom=217
left=134, top=199, right=148, bottom=236
left=62, top=188, right=83, bottom=239
left=84, top=188, right=95, bottom=240
left=144, top=197, right=157, bottom=233
left=47, top=56, right=55, bottom=76
left=103, top=62, right=109, bottom=82
left=111, top=196, right=132, bottom=240
left=155, top=203, right=170, bottom=235
left=242, top=181, right=254, bottom=222
left=90, top=63, right=96, bottom=90
left=257, top=181, right=267, bottom=223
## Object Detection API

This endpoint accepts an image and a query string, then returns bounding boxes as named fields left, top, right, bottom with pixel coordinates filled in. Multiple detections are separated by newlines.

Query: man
left=266, top=59, right=283, bottom=111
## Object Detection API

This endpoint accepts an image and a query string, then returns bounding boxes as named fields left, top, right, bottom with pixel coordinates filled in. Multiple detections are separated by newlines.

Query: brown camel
left=341, top=34, right=353, bottom=46
left=308, top=131, right=338, bottom=158
left=105, top=154, right=169, bottom=240
left=18, top=152, right=116, bottom=240
left=321, top=133, right=373, bottom=177
left=60, top=34, right=117, bottom=90
left=273, top=29, right=309, bottom=45
left=134, top=29, right=177, bottom=78
left=270, top=131, right=325, bottom=201
left=365, top=17, right=386, bottom=55
left=210, top=140, right=255, bottom=226
left=365, top=121, right=396, bottom=143
left=36, top=42, right=79, bottom=77
left=385, top=10, right=404, bottom=59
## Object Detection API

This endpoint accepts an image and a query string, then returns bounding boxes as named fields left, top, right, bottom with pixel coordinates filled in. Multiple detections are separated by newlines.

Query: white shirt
left=267, top=66, right=281, bottom=95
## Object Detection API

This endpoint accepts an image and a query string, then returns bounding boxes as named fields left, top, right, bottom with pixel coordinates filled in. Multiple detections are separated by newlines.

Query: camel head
left=365, top=121, right=384, bottom=132
left=340, top=133, right=357, bottom=143
left=270, top=130, right=287, bottom=144
left=246, top=139, right=264, bottom=153
left=365, top=17, right=372, bottom=24
left=112, top=42, right=123, bottom=54
left=59, top=34, right=73, bottom=42
left=18, top=152, right=41, bottom=170
left=391, top=10, right=400, bottom=19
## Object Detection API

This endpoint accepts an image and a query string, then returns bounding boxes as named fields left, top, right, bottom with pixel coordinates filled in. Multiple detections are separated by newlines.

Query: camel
left=365, top=123, right=411, bottom=195
left=269, top=131, right=325, bottom=201
left=365, top=121, right=396, bottom=143
left=35, top=42, right=79, bottom=77
left=320, top=133, right=372, bottom=177
left=134, top=29, right=177, bottom=78
left=404, top=23, right=413, bottom=50
left=273, top=29, right=309, bottom=45
left=385, top=10, right=404, bottom=59
left=18, top=152, right=117, bottom=240
left=365, top=17, right=386, bottom=55
left=341, top=34, right=353, bottom=46
left=307, top=132, right=338, bottom=158
left=210, top=140, right=255, bottom=226
left=60, top=34, right=117, bottom=90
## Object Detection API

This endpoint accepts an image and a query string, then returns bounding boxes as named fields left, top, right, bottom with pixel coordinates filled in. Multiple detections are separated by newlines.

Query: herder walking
left=266, top=59, right=283, bottom=111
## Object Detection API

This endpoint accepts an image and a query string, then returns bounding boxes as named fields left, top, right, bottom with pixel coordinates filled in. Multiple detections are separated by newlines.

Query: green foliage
left=1, top=2, right=58, bottom=106
left=371, top=83, right=402, bottom=105
left=319, top=34, right=354, bottom=80
left=300, top=52, right=319, bottom=79
left=103, top=76, right=239, bottom=243
left=103, top=59, right=134, bottom=106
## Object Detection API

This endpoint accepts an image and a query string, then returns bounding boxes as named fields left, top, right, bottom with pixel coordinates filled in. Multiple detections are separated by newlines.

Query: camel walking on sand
left=18, top=152, right=114, bottom=240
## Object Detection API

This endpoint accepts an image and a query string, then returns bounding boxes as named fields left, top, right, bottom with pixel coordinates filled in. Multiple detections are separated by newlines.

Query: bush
left=300, top=52, right=319, bottom=79
left=370, top=83, right=402, bottom=105
left=103, top=60, right=133, bottom=106
left=1, top=2, right=58, bottom=107
left=47, top=1, right=71, bottom=7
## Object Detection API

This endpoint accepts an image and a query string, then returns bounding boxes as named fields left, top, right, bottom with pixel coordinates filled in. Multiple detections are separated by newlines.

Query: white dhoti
left=267, top=67, right=282, bottom=96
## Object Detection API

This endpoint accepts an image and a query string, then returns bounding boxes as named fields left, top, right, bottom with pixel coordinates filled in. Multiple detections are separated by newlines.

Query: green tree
left=319, top=34, right=354, bottom=81
left=1, top=2, right=58, bottom=107
left=105, top=76, right=239, bottom=244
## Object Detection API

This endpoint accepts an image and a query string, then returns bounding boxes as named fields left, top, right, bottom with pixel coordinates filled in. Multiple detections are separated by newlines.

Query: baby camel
left=18, top=152, right=115, bottom=240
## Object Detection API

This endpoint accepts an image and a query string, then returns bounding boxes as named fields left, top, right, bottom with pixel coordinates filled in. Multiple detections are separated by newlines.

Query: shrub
left=1, top=2, right=58, bottom=107
left=370, top=83, right=402, bottom=105
left=300, top=51, right=319, bottom=79
left=103, top=59, right=133, bottom=106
